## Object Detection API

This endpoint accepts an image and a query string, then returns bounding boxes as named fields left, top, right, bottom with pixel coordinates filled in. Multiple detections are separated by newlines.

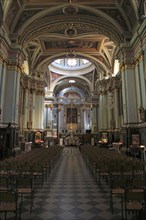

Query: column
left=77, top=106, right=81, bottom=132
left=91, top=104, right=97, bottom=132
left=123, top=63, right=138, bottom=123
left=84, top=108, right=91, bottom=131
left=46, top=104, right=53, bottom=129
left=139, top=54, right=146, bottom=109
left=114, top=87, right=120, bottom=129
left=25, top=88, right=35, bottom=129
left=33, top=90, right=44, bottom=129
left=0, top=58, right=6, bottom=123
left=63, top=106, right=66, bottom=131
left=3, top=64, right=21, bottom=124
left=144, top=47, right=146, bottom=80
left=23, top=87, right=29, bottom=128
left=44, top=104, right=48, bottom=128
left=58, top=104, right=62, bottom=132
left=80, top=105, right=84, bottom=133
left=107, top=90, right=113, bottom=129
left=98, top=91, right=108, bottom=130
left=50, top=104, right=53, bottom=129
left=53, top=106, right=57, bottom=130
left=121, top=65, right=128, bottom=124
left=134, top=53, right=146, bottom=122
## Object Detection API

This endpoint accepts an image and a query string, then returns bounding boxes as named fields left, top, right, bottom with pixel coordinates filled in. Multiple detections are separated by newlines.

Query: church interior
left=0, top=0, right=146, bottom=220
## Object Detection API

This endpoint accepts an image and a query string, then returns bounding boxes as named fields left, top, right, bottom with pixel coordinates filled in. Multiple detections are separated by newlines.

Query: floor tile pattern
left=1, top=147, right=135, bottom=220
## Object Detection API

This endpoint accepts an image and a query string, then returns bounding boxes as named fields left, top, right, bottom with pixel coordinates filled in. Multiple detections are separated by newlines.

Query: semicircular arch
left=37, top=52, right=108, bottom=75
left=51, top=75, right=93, bottom=93
left=17, top=3, right=124, bottom=36
left=17, top=4, right=123, bottom=46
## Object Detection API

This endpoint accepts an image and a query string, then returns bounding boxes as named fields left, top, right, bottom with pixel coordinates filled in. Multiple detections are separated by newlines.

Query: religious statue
left=139, top=106, right=144, bottom=121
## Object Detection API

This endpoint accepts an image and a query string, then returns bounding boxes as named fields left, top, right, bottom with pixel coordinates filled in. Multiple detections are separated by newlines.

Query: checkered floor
left=1, top=147, right=136, bottom=220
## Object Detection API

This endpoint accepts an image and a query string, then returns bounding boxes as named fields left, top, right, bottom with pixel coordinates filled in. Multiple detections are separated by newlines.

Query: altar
left=64, top=134, right=80, bottom=146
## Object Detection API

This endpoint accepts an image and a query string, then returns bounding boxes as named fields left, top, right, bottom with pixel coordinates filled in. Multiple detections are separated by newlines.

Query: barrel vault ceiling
left=1, top=0, right=144, bottom=102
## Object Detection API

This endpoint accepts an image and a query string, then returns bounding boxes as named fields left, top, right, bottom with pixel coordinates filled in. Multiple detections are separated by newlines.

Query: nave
left=1, top=147, right=123, bottom=220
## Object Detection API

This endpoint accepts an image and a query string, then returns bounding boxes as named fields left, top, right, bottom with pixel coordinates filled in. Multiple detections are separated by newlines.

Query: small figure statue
left=139, top=106, right=144, bottom=121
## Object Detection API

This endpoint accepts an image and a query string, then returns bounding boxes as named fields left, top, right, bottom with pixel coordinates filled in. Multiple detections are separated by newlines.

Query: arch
left=16, top=4, right=124, bottom=36
left=51, top=75, right=92, bottom=93
left=16, top=4, right=123, bottom=46
left=2, top=0, right=12, bottom=21
left=19, top=19, right=122, bottom=46
left=37, top=52, right=109, bottom=75
left=49, top=62, right=95, bottom=76
left=59, top=87, right=85, bottom=99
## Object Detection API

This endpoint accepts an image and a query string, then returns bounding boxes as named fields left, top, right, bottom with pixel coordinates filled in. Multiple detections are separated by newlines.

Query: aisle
left=21, top=147, right=121, bottom=220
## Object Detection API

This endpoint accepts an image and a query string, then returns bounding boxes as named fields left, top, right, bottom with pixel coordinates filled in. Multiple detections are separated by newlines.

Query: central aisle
left=22, top=147, right=121, bottom=220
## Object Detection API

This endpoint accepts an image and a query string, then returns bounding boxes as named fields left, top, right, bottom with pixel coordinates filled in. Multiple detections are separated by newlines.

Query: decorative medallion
left=64, top=27, right=77, bottom=37
left=62, top=5, right=78, bottom=15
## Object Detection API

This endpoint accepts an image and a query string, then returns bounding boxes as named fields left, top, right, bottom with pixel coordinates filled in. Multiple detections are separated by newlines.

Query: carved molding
left=125, top=64, right=135, bottom=69
left=35, top=89, right=45, bottom=96
left=97, top=76, right=121, bottom=95
left=19, top=16, right=123, bottom=45
left=134, top=53, right=144, bottom=65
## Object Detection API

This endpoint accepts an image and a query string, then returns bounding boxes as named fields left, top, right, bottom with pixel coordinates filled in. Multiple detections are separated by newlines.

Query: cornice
left=20, top=75, right=46, bottom=91
left=35, top=89, right=45, bottom=96
left=97, top=75, right=121, bottom=95
left=124, top=64, right=135, bottom=69
left=134, top=52, right=144, bottom=65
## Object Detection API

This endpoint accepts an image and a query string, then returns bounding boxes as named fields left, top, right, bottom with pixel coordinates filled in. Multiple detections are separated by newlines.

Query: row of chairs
left=0, top=190, right=21, bottom=220
left=0, top=146, right=63, bottom=219
left=81, top=146, right=145, bottom=184
left=110, top=175, right=146, bottom=219
left=0, top=176, right=34, bottom=219
left=0, top=146, right=62, bottom=183
left=80, top=146, right=146, bottom=220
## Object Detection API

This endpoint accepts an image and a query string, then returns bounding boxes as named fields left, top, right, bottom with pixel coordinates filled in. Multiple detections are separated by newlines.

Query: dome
left=49, top=58, right=94, bottom=76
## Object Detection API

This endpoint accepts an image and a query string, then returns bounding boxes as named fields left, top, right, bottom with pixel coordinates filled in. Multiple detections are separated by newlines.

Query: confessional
left=0, top=124, right=19, bottom=159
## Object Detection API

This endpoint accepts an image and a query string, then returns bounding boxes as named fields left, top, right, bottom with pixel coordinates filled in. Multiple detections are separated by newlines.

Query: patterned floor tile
left=1, top=147, right=138, bottom=220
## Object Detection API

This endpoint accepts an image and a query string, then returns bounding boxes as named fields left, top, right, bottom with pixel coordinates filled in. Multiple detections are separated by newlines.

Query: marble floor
left=1, top=147, right=136, bottom=220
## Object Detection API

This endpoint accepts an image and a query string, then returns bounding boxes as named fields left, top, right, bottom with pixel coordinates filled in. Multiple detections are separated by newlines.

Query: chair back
left=0, top=190, right=17, bottom=202
left=16, top=176, right=32, bottom=189
left=126, top=191, right=145, bottom=202
left=131, top=177, right=146, bottom=190
left=0, top=176, right=9, bottom=191
left=111, top=177, right=126, bottom=189
left=139, top=207, right=146, bottom=220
